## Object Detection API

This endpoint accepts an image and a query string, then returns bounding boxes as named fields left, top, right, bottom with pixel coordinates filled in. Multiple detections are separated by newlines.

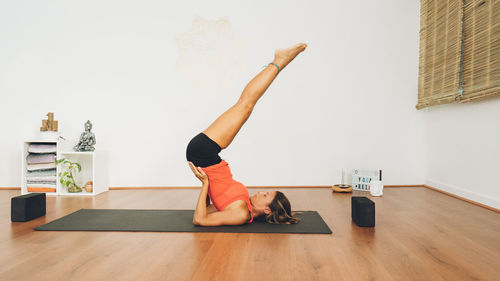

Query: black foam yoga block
left=11, top=193, right=46, bottom=222
left=351, top=196, right=375, bottom=227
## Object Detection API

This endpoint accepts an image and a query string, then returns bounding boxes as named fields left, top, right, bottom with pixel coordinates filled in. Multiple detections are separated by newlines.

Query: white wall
left=0, top=0, right=425, bottom=187
left=424, top=98, right=500, bottom=209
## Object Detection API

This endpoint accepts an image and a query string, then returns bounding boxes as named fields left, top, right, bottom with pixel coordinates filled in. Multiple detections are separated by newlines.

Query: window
left=417, top=0, right=499, bottom=109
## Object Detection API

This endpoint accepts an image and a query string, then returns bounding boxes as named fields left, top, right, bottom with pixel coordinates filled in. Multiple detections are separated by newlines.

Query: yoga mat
left=35, top=209, right=332, bottom=234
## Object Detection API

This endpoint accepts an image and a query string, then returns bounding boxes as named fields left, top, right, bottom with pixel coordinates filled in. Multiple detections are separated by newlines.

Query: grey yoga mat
left=35, top=209, right=332, bottom=234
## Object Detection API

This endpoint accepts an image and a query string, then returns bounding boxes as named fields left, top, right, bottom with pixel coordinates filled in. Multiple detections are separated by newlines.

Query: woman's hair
left=264, top=191, right=300, bottom=224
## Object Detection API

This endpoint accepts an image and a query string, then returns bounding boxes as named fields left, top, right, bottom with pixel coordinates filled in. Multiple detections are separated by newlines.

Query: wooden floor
left=1, top=187, right=499, bottom=281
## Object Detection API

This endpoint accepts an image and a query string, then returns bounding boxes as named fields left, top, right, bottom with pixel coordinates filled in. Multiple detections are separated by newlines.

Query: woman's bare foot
left=273, top=43, right=308, bottom=71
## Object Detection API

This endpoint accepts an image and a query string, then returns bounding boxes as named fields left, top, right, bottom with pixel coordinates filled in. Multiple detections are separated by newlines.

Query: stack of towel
left=26, top=143, right=57, bottom=192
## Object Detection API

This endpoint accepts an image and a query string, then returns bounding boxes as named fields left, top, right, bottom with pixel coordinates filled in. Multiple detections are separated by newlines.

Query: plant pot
left=84, top=181, right=93, bottom=193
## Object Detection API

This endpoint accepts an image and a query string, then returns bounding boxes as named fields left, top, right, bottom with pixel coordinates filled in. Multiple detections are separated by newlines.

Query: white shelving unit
left=22, top=139, right=108, bottom=196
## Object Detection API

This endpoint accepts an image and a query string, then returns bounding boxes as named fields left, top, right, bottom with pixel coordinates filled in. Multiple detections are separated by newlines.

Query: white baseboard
left=425, top=179, right=500, bottom=210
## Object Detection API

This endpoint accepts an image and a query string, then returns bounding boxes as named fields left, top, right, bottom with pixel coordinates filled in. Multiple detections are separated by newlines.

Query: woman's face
left=251, top=191, right=277, bottom=213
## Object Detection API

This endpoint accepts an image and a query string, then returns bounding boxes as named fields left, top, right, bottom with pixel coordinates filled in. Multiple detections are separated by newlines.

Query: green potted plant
left=56, top=158, right=82, bottom=193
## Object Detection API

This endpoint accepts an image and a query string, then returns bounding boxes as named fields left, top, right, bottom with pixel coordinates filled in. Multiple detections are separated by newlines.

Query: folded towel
left=27, top=180, right=57, bottom=184
left=27, top=163, right=56, bottom=171
left=26, top=176, right=57, bottom=182
left=26, top=183, right=57, bottom=188
left=27, top=169, right=56, bottom=177
left=26, top=153, right=56, bottom=164
left=27, top=187, right=56, bottom=192
left=28, top=143, right=57, bottom=154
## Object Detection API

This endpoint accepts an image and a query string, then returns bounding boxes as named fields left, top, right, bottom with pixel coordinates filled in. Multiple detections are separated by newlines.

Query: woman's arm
left=193, top=181, right=209, bottom=224
left=194, top=207, right=248, bottom=226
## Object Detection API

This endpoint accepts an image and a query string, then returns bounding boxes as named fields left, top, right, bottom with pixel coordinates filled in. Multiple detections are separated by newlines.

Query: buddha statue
left=73, top=120, right=96, bottom=152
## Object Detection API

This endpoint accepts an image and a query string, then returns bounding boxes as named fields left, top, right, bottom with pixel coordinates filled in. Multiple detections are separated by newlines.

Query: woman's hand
left=188, top=162, right=209, bottom=183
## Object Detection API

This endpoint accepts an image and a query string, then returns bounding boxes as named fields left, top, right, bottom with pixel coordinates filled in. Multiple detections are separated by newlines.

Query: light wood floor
left=1, top=187, right=499, bottom=281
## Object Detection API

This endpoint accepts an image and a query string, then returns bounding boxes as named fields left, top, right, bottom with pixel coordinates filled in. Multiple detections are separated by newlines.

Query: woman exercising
left=186, top=43, right=307, bottom=226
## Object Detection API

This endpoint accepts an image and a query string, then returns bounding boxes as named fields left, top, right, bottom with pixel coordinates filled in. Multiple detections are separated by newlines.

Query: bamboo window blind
left=417, top=0, right=500, bottom=109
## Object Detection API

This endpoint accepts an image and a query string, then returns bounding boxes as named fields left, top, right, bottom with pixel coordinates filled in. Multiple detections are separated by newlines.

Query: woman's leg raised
left=203, top=43, right=307, bottom=149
